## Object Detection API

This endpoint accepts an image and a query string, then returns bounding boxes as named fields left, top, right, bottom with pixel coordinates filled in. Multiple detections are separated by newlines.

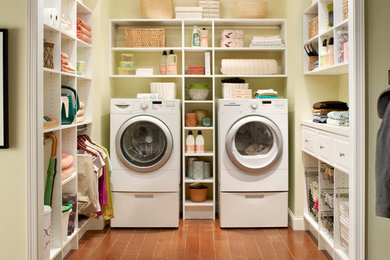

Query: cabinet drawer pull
left=135, top=194, right=154, bottom=199
left=305, top=139, right=309, bottom=143
left=245, top=194, right=264, bottom=199
left=320, top=145, right=324, bottom=149
left=339, top=153, right=345, bottom=158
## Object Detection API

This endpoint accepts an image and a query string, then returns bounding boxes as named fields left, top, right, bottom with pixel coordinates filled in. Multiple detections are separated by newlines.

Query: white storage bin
left=61, top=204, right=72, bottom=243
left=175, top=7, right=203, bottom=19
left=43, top=206, right=52, bottom=260
left=220, top=59, right=278, bottom=75
left=150, top=82, right=177, bottom=99
left=222, top=83, right=249, bottom=99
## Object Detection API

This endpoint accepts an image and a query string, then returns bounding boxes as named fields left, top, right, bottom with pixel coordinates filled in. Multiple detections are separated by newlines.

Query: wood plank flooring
left=64, top=219, right=331, bottom=260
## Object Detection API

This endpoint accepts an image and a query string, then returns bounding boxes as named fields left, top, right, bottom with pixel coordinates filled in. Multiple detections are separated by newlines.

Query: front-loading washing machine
left=218, top=99, right=288, bottom=228
left=110, top=99, right=180, bottom=228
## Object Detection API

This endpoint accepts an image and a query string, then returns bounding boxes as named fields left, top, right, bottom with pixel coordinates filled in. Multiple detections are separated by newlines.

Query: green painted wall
left=366, top=0, right=390, bottom=259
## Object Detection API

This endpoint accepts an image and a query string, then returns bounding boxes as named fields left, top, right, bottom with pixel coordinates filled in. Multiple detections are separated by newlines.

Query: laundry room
left=3, top=0, right=383, bottom=259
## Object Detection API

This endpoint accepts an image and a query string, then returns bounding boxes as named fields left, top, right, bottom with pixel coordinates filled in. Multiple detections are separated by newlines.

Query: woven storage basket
left=343, top=0, right=348, bottom=20
left=309, top=16, right=319, bottom=39
left=234, top=0, right=268, bottom=19
left=44, top=42, right=55, bottom=69
left=125, top=28, right=166, bottom=48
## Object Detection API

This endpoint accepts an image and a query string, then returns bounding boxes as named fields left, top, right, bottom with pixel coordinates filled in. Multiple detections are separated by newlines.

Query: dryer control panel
left=111, top=99, right=180, bottom=114
left=219, top=99, right=287, bottom=114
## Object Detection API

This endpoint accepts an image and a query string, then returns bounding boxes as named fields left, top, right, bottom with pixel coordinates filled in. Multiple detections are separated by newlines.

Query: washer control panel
left=111, top=99, right=179, bottom=114
left=219, top=99, right=287, bottom=114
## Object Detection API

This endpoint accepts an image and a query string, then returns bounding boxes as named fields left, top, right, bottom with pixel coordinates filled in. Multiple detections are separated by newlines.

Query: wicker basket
left=308, top=16, right=319, bottom=39
left=43, top=42, right=55, bottom=69
left=124, top=28, right=166, bottom=48
left=234, top=0, right=268, bottom=19
left=343, top=0, right=348, bottom=20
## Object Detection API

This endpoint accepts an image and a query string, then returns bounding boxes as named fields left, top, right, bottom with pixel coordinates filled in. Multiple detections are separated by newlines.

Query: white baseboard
left=288, top=209, right=305, bottom=230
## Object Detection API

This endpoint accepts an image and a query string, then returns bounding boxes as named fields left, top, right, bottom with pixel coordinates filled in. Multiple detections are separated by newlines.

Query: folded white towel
left=77, top=109, right=85, bottom=117
left=76, top=116, right=85, bottom=123
left=79, top=101, right=85, bottom=110
left=256, top=89, right=278, bottom=96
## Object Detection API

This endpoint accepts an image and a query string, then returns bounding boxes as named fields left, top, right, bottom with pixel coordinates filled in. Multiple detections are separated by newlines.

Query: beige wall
left=0, top=1, right=28, bottom=259
left=366, top=0, right=390, bottom=259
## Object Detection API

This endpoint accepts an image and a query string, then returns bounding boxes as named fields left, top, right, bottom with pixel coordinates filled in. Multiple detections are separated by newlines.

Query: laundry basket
left=43, top=206, right=52, bottom=260
left=43, top=42, right=55, bottom=69
left=305, top=167, right=319, bottom=220
left=61, top=204, right=73, bottom=243
left=234, top=0, right=268, bottom=19
left=124, top=28, right=166, bottom=47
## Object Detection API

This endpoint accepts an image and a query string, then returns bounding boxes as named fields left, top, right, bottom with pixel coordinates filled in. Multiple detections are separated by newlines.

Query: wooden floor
left=64, top=219, right=331, bottom=260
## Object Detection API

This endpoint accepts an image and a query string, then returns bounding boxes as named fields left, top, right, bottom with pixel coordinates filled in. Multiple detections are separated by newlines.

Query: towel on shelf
left=77, top=116, right=85, bottom=123
left=327, top=111, right=349, bottom=120
left=79, top=101, right=85, bottom=110
left=77, top=32, right=92, bottom=44
left=313, top=101, right=349, bottom=110
left=255, top=89, right=278, bottom=99
left=62, top=166, right=75, bottom=181
left=77, top=18, right=91, bottom=32
left=250, top=36, right=285, bottom=48
left=327, top=118, right=349, bottom=126
left=77, top=25, right=92, bottom=38
left=77, top=109, right=85, bottom=117
left=62, top=153, right=74, bottom=170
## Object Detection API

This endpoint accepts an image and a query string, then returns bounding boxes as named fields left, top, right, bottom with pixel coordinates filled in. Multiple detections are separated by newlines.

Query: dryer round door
left=116, top=115, right=173, bottom=173
left=225, top=115, right=283, bottom=173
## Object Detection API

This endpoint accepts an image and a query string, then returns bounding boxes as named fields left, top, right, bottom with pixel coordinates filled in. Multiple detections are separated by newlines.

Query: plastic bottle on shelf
left=328, top=37, right=334, bottom=65
left=186, top=131, right=195, bottom=153
left=166, top=50, right=177, bottom=75
left=320, top=39, right=328, bottom=67
left=159, top=51, right=167, bottom=75
left=192, top=26, right=201, bottom=47
left=200, top=28, right=208, bottom=47
left=196, top=130, right=205, bottom=153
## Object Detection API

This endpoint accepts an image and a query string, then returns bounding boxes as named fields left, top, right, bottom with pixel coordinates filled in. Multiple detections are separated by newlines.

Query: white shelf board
left=63, top=230, right=78, bottom=248
left=304, top=62, right=349, bottom=75
left=319, top=230, right=334, bottom=248
left=110, top=75, right=183, bottom=78
left=304, top=35, right=319, bottom=46
left=111, top=47, right=182, bottom=52
left=214, top=74, right=287, bottom=78
left=77, top=119, right=93, bottom=127
left=44, top=68, right=61, bottom=74
left=184, top=200, right=214, bottom=206
left=61, top=123, right=77, bottom=130
left=214, top=47, right=285, bottom=52
left=50, top=248, right=62, bottom=260
left=184, top=152, right=214, bottom=157
left=43, top=125, right=61, bottom=133
left=184, top=47, right=213, bottom=52
left=184, top=100, right=214, bottom=104
left=77, top=74, right=92, bottom=80
left=301, top=120, right=350, bottom=137
left=184, top=127, right=214, bottom=130
left=304, top=1, right=319, bottom=15
left=335, top=248, right=349, bottom=260
left=77, top=39, right=92, bottom=48
left=77, top=0, right=92, bottom=14
left=335, top=19, right=349, bottom=29
left=213, top=19, right=286, bottom=27
left=185, top=177, right=213, bottom=183
left=61, top=172, right=77, bottom=186
left=304, top=212, right=319, bottom=231
left=44, top=23, right=60, bottom=33
left=61, top=30, right=76, bottom=41
left=61, top=71, right=77, bottom=77
left=111, top=19, right=183, bottom=27
left=184, top=75, right=212, bottom=78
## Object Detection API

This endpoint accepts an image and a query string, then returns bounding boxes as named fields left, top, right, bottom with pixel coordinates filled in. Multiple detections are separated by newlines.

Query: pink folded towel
left=77, top=18, right=91, bottom=32
left=61, top=58, right=68, bottom=65
left=62, top=166, right=75, bottom=181
left=77, top=32, right=92, bottom=44
left=61, top=52, right=68, bottom=59
left=77, top=25, right=92, bottom=38
left=62, top=153, right=74, bottom=170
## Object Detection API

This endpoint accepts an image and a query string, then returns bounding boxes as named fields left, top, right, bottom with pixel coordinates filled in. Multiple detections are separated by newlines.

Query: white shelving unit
left=303, top=0, right=349, bottom=75
left=41, top=1, right=94, bottom=259
left=109, top=18, right=287, bottom=220
left=302, top=1, right=354, bottom=259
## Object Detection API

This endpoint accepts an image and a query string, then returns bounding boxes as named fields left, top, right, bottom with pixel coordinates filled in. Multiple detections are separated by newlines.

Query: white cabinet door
left=333, top=135, right=351, bottom=174
left=302, top=127, right=317, bottom=156
left=318, top=132, right=333, bottom=164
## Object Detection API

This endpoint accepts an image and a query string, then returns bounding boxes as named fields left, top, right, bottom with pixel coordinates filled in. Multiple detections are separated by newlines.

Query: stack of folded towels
left=312, top=101, right=349, bottom=125
left=61, top=52, right=76, bottom=74
left=255, top=89, right=278, bottom=99
left=76, top=101, right=86, bottom=123
left=77, top=18, right=92, bottom=44
left=62, top=153, right=75, bottom=181
left=250, top=36, right=285, bottom=48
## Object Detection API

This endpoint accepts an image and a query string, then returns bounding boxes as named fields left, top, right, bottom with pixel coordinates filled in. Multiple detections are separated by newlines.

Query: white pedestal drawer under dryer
left=217, top=99, right=289, bottom=228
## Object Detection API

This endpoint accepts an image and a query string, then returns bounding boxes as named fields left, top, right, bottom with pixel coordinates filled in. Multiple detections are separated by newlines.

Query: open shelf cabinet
left=41, top=1, right=97, bottom=259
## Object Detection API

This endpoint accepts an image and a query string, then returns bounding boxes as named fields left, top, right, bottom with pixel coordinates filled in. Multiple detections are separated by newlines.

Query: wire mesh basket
left=44, top=42, right=55, bottom=69
left=305, top=167, right=319, bottom=220
left=320, top=190, right=334, bottom=209
left=320, top=163, right=334, bottom=184
left=321, top=212, right=334, bottom=236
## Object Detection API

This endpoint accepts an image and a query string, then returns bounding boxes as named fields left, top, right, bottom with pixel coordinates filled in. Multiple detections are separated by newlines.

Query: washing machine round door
left=116, top=115, right=173, bottom=173
left=226, top=115, right=283, bottom=173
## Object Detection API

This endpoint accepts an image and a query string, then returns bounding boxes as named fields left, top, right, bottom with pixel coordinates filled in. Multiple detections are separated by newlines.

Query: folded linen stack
left=312, top=101, right=349, bottom=124
left=255, top=89, right=278, bottom=99
left=61, top=52, right=76, bottom=74
left=77, top=18, right=92, bottom=44
left=220, top=30, right=244, bottom=48
left=62, top=153, right=75, bottom=181
left=77, top=101, right=86, bottom=123
left=250, top=36, right=285, bottom=48
left=199, top=0, right=220, bottom=18
left=327, top=111, right=349, bottom=127
left=187, top=65, right=205, bottom=75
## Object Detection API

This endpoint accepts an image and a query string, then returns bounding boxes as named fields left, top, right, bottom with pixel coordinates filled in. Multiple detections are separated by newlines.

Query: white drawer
left=219, top=192, right=288, bottom=227
left=317, top=132, right=333, bottom=164
left=333, top=135, right=351, bottom=173
left=302, top=127, right=317, bottom=156
left=111, top=192, right=179, bottom=228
